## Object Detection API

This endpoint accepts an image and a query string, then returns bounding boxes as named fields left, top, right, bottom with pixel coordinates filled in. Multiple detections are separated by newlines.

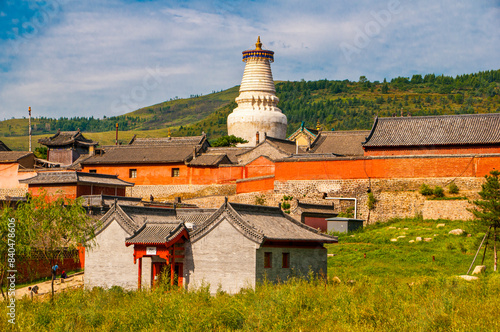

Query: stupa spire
left=255, top=36, right=262, bottom=50
left=227, top=37, right=287, bottom=146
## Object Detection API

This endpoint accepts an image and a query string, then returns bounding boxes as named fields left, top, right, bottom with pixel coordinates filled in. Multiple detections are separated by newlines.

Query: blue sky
left=0, top=0, right=499, bottom=120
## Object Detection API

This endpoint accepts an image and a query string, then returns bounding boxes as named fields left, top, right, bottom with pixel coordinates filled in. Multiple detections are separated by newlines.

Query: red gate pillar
left=138, top=257, right=142, bottom=290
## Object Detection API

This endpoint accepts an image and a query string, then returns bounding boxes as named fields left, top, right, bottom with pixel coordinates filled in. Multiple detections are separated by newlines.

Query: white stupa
left=227, top=37, right=287, bottom=147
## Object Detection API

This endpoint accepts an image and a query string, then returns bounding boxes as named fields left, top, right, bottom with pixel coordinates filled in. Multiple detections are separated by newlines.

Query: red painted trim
left=138, top=257, right=142, bottom=290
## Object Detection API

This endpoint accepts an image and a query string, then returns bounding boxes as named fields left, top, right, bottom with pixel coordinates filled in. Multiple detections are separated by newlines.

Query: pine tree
left=471, top=170, right=500, bottom=272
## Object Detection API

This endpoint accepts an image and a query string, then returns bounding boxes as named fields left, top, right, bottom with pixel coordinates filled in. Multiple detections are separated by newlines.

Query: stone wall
left=274, top=177, right=484, bottom=223
left=126, top=184, right=236, bottom=201
left=423, top=200, right=474, bottom=220
left=0, top=187, right=27, bottom=199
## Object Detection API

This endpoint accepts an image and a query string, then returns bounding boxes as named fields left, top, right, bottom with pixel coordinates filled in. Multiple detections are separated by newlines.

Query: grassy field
left=2, top=217, right=499, bottom=331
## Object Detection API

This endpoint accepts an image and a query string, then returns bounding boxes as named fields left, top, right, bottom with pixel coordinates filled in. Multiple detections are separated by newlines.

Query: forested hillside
left=1, top=70, right=499, bottom=149
left=176, top=69, right=500, bottom=138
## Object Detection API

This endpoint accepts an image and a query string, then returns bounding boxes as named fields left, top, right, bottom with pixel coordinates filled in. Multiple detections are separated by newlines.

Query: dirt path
left=15, top=272, right=84, bottom=300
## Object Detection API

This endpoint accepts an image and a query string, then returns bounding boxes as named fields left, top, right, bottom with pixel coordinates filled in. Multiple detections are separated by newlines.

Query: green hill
left=2, top=70, right=499, bottom=150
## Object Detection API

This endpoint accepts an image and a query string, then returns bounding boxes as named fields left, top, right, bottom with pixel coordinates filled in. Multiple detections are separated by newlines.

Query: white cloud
left=0, top=0, right=498, bottom=120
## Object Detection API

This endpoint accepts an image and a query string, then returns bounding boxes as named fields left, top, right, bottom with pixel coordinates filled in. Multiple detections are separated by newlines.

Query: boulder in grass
left=424, top=238, right=433, bottom=242
left=458, top=275, right=478, bottom=281
left=331, top=276, right=341, bottom=284
left=416, top=237, right=422, bottom=242
left=472, top=265, right=486, bottom=275
left=436, top=223, right=446, bottom=228
left=409, top=240, right=415, bottom=243
left=449, top=229, right=464, bottom=235
left=390, top=238, right=398, bottom=242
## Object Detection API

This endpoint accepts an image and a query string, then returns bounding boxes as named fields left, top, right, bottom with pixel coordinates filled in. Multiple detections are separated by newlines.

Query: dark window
left=129, top=169, right=137, bottom=178
left=264, top=252, right=272, bottom=268
left=282, top=252, right=290, bottom=268
left=172, top=168, right=180, bottom=177
left=88, top=169, right=97, bottom=173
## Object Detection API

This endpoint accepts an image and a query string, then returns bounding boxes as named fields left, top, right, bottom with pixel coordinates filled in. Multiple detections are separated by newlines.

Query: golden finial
left=316, top=120, right=321, bottom=131
left=168, top=128, right=171, bottom=138
left=255, top=36, right=262, bottom=50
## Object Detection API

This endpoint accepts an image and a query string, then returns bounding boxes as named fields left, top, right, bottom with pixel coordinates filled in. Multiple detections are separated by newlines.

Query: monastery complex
left=1, top=37, right=500, bottom=292
left=2, top=38, right=500, bottom=223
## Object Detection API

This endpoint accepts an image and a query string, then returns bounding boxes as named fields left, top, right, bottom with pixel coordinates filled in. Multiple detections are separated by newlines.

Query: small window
left=171, top=168, right=180, bottom=177
left=88, top=169, right=97, bottom=173
left=282, top=253, right=290, bottom=268
left=264, top=252, right=272, bottom=268
left=129, top=169, right=137, bottom=178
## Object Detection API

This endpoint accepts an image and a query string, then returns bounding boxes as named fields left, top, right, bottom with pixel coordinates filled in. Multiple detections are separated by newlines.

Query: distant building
left=227, top=37, right=287, bottom=146
left=0, top=140, right=12, bottom=151
left=38, top=129, right=98, bottom=166
left=363, top=113, right=500, bottom=156
left=20, top=171, right=134, bottom=200
left=85, top=201, right=337, bottom=293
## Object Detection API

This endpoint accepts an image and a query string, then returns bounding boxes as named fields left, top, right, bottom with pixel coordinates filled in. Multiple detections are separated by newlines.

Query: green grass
left=2, top=218, right=499, bottom=331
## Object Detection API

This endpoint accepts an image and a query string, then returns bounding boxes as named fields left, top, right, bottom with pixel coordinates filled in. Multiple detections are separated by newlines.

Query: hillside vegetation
left=2, top=70, right=499, bottom=150
left=2, top=217, right=499, bottom=331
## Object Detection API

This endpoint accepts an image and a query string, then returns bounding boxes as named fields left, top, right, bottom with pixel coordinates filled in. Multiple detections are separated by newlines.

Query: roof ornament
left=255, top=36, right=262, bottom=50
left=224, top=196, right=228, bottom=208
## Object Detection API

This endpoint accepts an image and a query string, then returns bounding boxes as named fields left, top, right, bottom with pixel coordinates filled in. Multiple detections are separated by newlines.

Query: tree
left=15, top=192, right=98, bottom=298
left=0, top=203, right=33, bottom=300
left=381, top=83, right=389, bottom=94
left=211, top=135, right=248, bottom=147
left=471, top=170, right=500, bottom=272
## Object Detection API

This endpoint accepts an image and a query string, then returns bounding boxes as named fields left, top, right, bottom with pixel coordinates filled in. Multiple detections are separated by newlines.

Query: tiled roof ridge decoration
left=95, top=203, right=138, bottom=237
left=363, top=113, right=500, bottom=147
left=189, top=201, right=264, bottom=244
left=38, top=129, right=98, bottom=147
left=124, top=219, right=187, bottom=245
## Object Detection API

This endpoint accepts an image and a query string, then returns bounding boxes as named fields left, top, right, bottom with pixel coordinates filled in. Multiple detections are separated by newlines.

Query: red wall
left=364, top=145, right=500, bottom=156
left=188, top=166, right=243, bottom=185
left=16, top=250, right=84, bottom=283
left=244, top=156, right=275, bottom=178
left=275, top=155, right=500, bottom=181
left=83, top=163, right=245, bottom=185
left=237, top=176, right=275, bottom=194
left=29, top=184, right=78, bottom=200
left=303, top=216, right=329, bottom=232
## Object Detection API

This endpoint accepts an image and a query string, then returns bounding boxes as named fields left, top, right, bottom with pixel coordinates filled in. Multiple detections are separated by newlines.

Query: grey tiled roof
left=125, top=222, right=185, bottom=245
left=0, top=151, right=33, bottom=163
left=310, top=130, right=370, bottom=156
left=120, top=205, right=178, bottom=224
left=128, top=135, right=206, bottom=146
left=177, top=209, right=217, bottom=225
left=188, top=154, right=232, bottom=166
left=19, top=171, right=134, bottom=186
left=82, top=145, right=195, bottom=164
left=363, top=113, right=500, bottom=147
left=206, top=147, right=252, bottom=163
left=295, top=201, right=337, bottom=215
left=39, top=130, right=98, bottom=147
left=265, top=136, right=298, bottom=155
left=229, top=203, right=337, bottom=243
